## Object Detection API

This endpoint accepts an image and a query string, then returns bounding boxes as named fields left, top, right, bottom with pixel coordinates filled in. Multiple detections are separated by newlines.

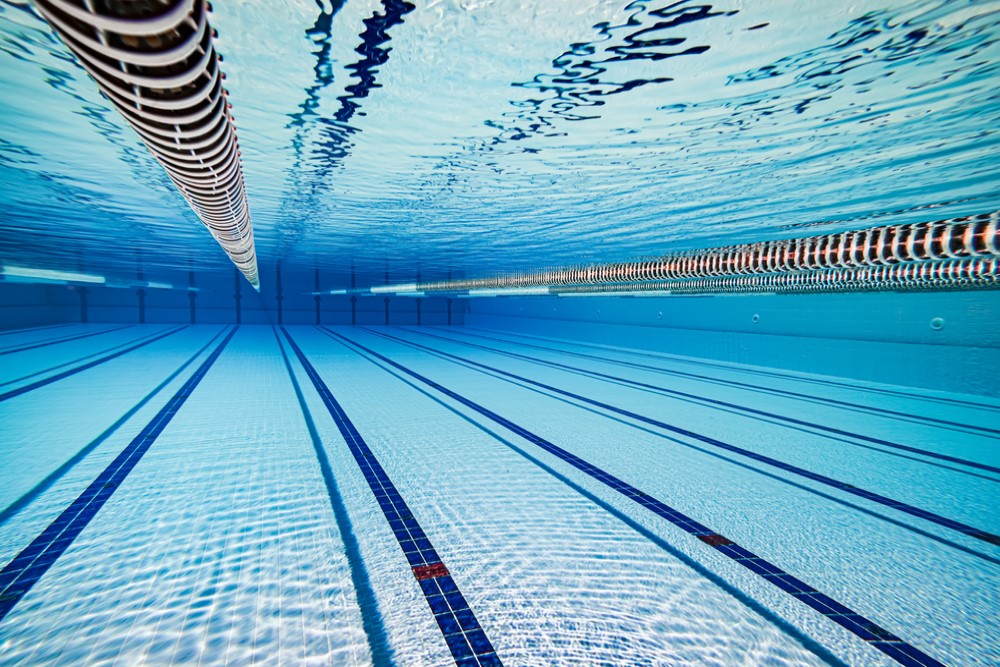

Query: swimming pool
left=0, top=321, right=996, bottom=665
left=1, top=0, right=998, bottom=665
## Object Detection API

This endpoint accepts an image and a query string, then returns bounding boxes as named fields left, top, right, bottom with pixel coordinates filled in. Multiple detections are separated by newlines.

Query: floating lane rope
left=34, top=0, right=260, bottom=288
left=366, top=212, right=999, bottom=297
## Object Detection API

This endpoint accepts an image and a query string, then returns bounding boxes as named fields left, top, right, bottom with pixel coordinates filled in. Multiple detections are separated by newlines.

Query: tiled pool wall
left=466, top=290, right=1000, bottom=397
left=0, top=272, right=469, bottom=329
left=4, top=281, right=997, bottom=397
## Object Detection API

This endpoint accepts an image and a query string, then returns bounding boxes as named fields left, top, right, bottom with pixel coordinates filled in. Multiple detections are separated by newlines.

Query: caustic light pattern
left=0, top=325, right=996, bottom=666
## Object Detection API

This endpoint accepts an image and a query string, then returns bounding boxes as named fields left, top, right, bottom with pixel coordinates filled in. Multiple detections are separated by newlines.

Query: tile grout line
left=282, top=326, right=503, bottom=667
left=0, top=326, right=238, bottom=622
left=324, top=326, right=947, bottom=667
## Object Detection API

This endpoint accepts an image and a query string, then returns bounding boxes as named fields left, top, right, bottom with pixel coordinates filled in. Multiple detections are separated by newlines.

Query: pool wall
left=3, top=278, right=997, bottom=396
left=0, top=271, right=468, bottom=329
left=465, top=290, right=1000, bottom=397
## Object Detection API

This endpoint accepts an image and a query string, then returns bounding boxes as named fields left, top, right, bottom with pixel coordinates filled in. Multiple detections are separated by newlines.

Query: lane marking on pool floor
left=364, top=331, right=998, bottom=565
left=461, top=325, right=1000, bottom=415
left=0, top=327, right=186, bottom=391
left=273, top=327, right=392, bottom=667
left=0, top=324, right=70, bottom=338
left=401, top=328, right=998, bottom=482
left=323, top=326, right=948, bottom=667
left=0, top=326, right=230, bottom=528
left=370, top=327, right=999, bottom=547
left=0, top=325, right=189, bottom=403
left=437, top=327, right=1000, bottom=448
left=282, top=327, right=503, bottom=667
left=0, top=326, right=237, bottom=622
left=0, top=325, right=133, bottom=356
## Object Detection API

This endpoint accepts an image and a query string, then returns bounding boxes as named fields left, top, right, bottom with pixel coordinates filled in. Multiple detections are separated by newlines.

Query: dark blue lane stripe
left=448, top=327, right=1000, bottom=441
left=0, top=324, right=69, bottom=338
left=0, top=328, right=180, bottom=390
left=323, top=327, right=948, bottom=667
left=282, top=327, right=503, bottom=667
left=272, top=327, right=392, bottom=667
left=462, top=326, right=1000, bottom=416
left=0, top=327, right=229, bottom=528
left=403, top=328, right=1000, bottom=476
left=0, top=326, right=187, bottom=403
left=0, top=326, right=237, bottom=622
left=367, top=328, right=1000, bottom=548
left=0, top=325, right=132, bottom=356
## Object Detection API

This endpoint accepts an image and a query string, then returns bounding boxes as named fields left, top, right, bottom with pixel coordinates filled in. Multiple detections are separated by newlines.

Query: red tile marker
left=413, top=563, right=451, bottom=580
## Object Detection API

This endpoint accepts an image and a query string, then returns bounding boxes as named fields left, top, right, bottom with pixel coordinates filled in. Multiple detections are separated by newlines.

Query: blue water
left=1, top=0, right=999, bottom=284
left=0, top=323, right=997, bottom=665
left=1, top=0, right=999, bottom=665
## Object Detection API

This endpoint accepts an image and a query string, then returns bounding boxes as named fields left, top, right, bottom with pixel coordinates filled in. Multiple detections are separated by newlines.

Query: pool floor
left=0, top=324, right=996, bottom=666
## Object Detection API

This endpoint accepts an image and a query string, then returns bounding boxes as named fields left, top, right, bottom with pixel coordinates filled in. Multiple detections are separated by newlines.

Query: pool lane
left=383, top=329, right=999, bottom=533
left=0, top=325, right=175, bottom=389
left=0, top=327, right=237, bottom=621
left=0, top=325, right=187, bottom=402
left=372, top=328, right=998, bottom=547
left=0, top=324, right=70, bottom=339
left=288, top=327, right=835, bottom=667
left=411, top=327, right=999, bottom=475
left=283, top=327, right=502, bottom=667
left=324, top=326, right=996, bottom=667
left=460, top=326, right=1000, bottom=427
left=0, top=327, right=230, bottom=531
left=0, top=327, right=374, bottom=665
left=0, top=325, right=132, bottom=356
left=0, top=327, right=228, bottom=536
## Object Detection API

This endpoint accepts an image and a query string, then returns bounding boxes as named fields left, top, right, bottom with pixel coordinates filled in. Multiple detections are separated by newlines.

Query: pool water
left=0, top=323, right=996, bottom=665
left=1, top=0, right=998, bottom=664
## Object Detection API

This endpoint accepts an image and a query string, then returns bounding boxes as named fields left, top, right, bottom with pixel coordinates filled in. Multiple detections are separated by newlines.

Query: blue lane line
left=446, top=327, right=1000, bottom=442
left=272, top=327, right=393, bottom=667
left=0, top=327, right=228, bottom=528
left=0, top=326, right=187, bottom=403
left=0, top=324, right=69, bottom=338
left=0, top=326, right=237, bottom=622
left=0, top=327, right=180, bottom=390
left=404, top=328, right=1000, bottom=476
left=282, top=327, right=503, bottom=667
left=323, top=327, right=947, bottom=667
left=373, top=328, right=999, bottom=547
left=0, top=325, right=132, bottom=356
left=462, top=325, right=1000, bottom=415
left=402, top=351, right=999, bottom=566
